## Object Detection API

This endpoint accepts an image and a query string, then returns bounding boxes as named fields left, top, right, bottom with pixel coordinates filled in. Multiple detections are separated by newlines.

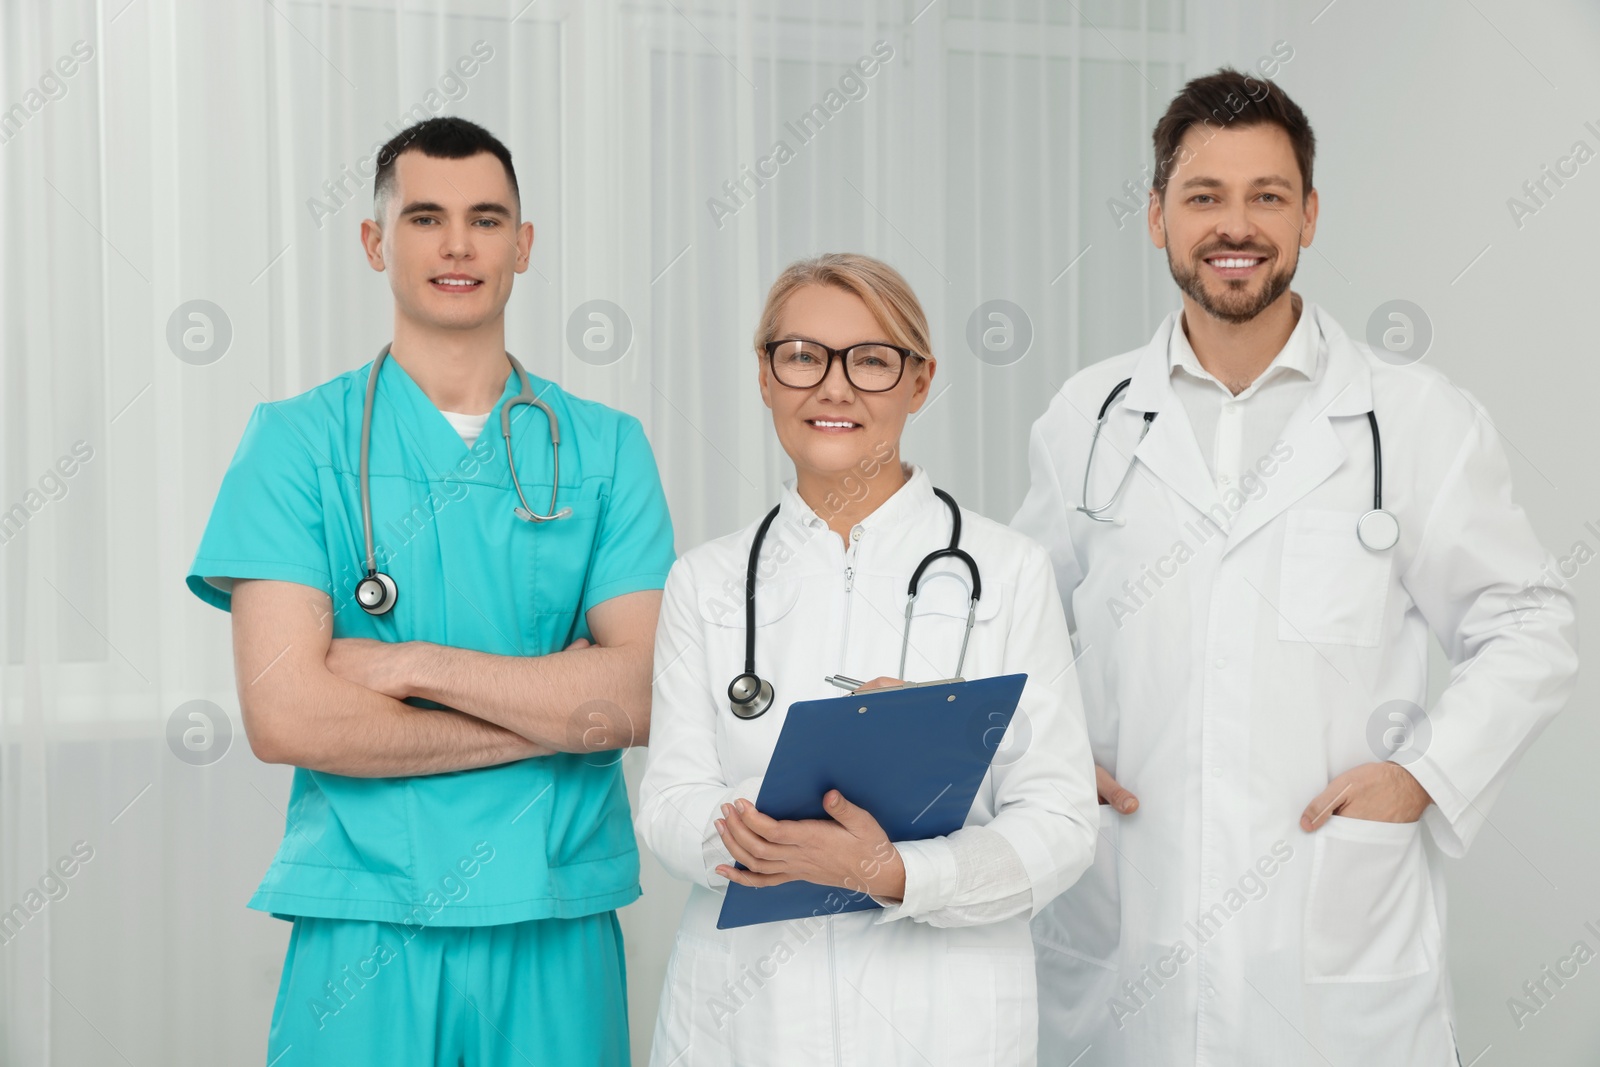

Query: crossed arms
left=231, top=578, right=661, bottom=777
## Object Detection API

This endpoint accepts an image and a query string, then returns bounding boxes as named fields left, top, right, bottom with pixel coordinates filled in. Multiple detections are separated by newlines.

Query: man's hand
left=1301, top=761, right=1433, bottom=832
left=376, top=590, right=657, bottom=751
left=326, top=637, right=410, bottom=700
left=714, top=791, right=906, bottom=902
left=1096, top=765, right=1139, bottom=814
left=232, top=580, right=548, bottom=776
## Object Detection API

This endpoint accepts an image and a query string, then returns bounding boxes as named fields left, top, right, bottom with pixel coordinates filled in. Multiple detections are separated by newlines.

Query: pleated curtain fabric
left=0, top=1, right=1192, bottom=1062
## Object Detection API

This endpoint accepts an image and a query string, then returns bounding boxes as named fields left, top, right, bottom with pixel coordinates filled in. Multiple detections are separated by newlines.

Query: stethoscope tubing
left=1078, top=376, right=1397, bottom=549
left=355, top=342, right=569, bottom=615
left=728, top=486, right=981, bottom=719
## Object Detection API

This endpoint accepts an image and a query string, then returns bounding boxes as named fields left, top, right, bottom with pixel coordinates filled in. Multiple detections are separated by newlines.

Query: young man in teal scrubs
left=186, top=117, right=674, bottom=1065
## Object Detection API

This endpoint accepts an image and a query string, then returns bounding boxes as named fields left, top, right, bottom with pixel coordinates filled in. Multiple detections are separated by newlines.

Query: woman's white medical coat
left=638, top=466, right=1098, bottom=1066
left=1012, top=305, right=1579, bottom=1067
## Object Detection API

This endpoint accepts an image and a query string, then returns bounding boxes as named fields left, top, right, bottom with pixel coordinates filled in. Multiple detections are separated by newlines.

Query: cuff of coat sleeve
left=704, top=775, right=766, bottom=888
left=1398, top=755, right=1471, bottom=858
left=872, top=838, right=955, bottom=923
left=724, top=775, right=765, bottom=808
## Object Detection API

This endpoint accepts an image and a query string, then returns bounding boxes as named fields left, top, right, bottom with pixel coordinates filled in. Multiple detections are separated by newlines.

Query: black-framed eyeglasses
left=763, top=339, right=924, bottom=393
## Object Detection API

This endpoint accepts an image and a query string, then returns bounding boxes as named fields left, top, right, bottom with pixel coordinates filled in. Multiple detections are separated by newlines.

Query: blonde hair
left=753, top=253, right=932, bottom=360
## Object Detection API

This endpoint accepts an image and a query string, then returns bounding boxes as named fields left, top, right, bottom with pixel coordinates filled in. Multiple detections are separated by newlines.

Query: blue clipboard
left=716, top=672, right=1028, bottom=930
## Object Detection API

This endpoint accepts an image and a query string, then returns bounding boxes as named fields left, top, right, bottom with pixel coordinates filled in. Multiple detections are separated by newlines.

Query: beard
left=1167, top=241, right=1297, bottom=325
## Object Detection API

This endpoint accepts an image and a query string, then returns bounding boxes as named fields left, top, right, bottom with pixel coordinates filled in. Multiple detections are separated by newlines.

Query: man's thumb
left=1095, top=765, right=1140, bottom=814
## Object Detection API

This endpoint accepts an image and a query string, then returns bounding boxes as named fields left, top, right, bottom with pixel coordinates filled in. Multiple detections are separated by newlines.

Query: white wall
left=1264, top=3, right=1600, bottom=1061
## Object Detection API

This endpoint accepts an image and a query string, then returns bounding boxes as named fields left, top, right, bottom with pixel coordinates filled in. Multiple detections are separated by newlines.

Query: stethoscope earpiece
left=502, top=373, right=569, bottom=524
left=1078, top=378, right=1156, bottom=523
left=516, top=505, right=573, bottom=523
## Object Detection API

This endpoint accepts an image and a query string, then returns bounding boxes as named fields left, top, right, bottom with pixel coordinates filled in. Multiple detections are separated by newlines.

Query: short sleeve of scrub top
left=187, top=401, right=331, bottom=610
left=582, top=415, right=676, bottom=615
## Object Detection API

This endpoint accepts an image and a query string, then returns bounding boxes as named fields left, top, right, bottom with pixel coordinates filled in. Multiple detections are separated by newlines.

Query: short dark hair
left=1151, top=68, right=1315, bottom=198
left=372, top=116, right=520, bottom=219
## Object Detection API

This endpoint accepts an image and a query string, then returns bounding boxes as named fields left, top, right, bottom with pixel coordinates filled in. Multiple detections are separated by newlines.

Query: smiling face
left=758, top=283, right=934, bottom=486
left=361, top=150, right=534, bottom=334
left=1149, top=122, right=1318, bottom=324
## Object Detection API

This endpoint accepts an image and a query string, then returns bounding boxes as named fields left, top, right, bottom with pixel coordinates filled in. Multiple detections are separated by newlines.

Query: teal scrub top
left=186, top=353, right=675, bottom=926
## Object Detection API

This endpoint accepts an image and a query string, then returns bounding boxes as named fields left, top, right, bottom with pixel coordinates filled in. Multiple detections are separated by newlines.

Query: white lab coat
left=638, top=466, right=1099, bottom=1067
left=1012, top=304, right=1579, bottom=1067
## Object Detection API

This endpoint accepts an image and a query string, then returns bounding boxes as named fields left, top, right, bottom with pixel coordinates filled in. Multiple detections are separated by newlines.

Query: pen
left=824, top=674, right=864, bottom=691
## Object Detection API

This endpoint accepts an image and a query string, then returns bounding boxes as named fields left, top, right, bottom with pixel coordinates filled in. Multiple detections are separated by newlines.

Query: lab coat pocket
left=1303, top=814, right=1436, bottom=982
left=1278, top=509, right=1391, bottom=647
left=695, top=575, right=803, bottom=629
left=657, top=929, right=738, bottom=1067
left=1032, top=807, right=1121, bottom=969
left=938, top=927, right=1036, bottom=1065
left=695, top=574, right=801, bottom=683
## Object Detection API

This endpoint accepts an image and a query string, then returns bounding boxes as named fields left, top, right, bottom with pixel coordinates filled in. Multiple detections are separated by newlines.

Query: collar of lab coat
left=775, top=462, right=939, bottom=537
left=1119, top=301, right=1374, bottom=553
left=1168, top=297, right=1319, bottom=393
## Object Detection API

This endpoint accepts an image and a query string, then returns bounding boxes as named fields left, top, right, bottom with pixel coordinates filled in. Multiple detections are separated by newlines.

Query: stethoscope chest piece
left=355, top=571, right=397, bottom=615
left=1356, top=508, right=1400, bottom=552
left=727, top=673, right=774, bottom=719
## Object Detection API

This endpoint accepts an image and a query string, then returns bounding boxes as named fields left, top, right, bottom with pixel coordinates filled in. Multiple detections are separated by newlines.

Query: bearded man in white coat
left=1013, top=69, right=1578, bottom=1067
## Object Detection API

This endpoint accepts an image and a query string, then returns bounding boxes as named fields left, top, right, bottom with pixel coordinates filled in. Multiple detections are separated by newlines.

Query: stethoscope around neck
left=1076, top=376, right=1400, bottom=552
left=726, top=487, right=981, bottom=720
left=353, top=342, right=572, bottom=616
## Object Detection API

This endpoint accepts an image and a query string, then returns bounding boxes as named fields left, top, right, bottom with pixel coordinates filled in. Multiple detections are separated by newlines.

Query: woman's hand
left=714, top=790, right=906, bottom=902
left=853, top=676, right=904, bottom=691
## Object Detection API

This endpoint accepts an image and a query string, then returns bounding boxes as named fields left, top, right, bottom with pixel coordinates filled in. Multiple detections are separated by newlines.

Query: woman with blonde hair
left=637, top=253, right=1097, bottom=1065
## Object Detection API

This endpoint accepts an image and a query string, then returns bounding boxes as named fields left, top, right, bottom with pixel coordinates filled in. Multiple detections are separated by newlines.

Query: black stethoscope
left=1078, top=377, right=1400, bottom=552
left=726, top=488, right=982, bottom=720
left=353, top=343, right=573, bottom=616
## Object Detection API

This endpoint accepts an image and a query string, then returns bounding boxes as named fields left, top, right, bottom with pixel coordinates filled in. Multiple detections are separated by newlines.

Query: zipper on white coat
left=830, top=542, right=854, bottom=1065
left=827, top=917, right=843, bottom=1065
left=836, top=538, right=859, bottom=661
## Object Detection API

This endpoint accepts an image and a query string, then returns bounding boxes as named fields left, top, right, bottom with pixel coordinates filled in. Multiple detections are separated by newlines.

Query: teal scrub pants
left=266, top=912, right=629, bottom=1066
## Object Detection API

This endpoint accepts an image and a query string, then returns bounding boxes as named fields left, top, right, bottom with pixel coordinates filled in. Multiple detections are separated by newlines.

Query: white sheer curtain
left=1, top=1, right=1259, bottom=1062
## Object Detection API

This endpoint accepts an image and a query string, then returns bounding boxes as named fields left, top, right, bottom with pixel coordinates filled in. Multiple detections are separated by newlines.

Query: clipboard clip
left=822, top=675, right=966, bottom=694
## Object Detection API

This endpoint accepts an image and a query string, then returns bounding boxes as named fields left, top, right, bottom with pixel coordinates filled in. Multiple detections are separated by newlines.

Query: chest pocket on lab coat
left=695, top=576, right=804, bottom=630
left=695, top=576, right=805, bottom=689
left=1277, top=509, right=1392, bottom=646
left=1303, top=815, right=1438, bottom=982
